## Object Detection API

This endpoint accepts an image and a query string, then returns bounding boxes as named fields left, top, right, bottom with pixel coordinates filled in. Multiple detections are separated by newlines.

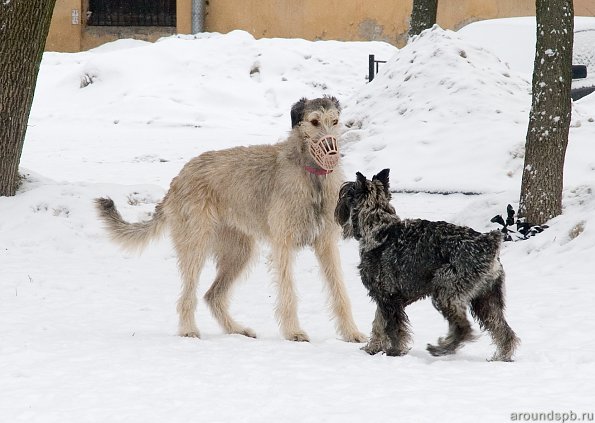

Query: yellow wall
left=176, top=0, right=193, bottom=36
left=181, top=0, right=595, bottom=46
left=438, top=0, right=534, bottom=31
left=46, top=0, right=174, bottom=52
left=48, top=0, right=595, bottom=52
left=196, top=0, right=412, bottom=46
left=46, top=0, right=82, bottom=52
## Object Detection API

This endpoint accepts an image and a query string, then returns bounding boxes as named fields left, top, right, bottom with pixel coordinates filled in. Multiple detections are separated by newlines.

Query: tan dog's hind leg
left=204, top=226, right=257, bottom=338
left=173, top=223, right=211, bottom=338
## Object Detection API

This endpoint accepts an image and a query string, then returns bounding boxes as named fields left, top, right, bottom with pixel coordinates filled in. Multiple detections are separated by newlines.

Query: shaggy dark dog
left=335, top=169, right=519, bottom=361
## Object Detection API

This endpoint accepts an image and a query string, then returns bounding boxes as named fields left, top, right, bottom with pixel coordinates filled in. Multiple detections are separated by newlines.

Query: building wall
left=47, top=0, right=595, bottom=52
left=176, top=0, right=193, bottom=36
left=197, top=0, right=594, bottom=47
left=438, top=0, right=535, bottom=31
left=195, top=0, right=413, bottom=46
left=45, top=0, right=176, bottom=52
left=46, top=0, right=82, bottom=52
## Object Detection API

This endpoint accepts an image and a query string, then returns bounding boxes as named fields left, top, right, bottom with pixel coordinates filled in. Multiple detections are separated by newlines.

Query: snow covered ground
left=2, top=19, right=595, bottom=423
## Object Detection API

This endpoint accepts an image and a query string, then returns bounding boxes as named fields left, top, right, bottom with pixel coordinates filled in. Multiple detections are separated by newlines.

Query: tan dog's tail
left=95, top=197, right=167, bottom=253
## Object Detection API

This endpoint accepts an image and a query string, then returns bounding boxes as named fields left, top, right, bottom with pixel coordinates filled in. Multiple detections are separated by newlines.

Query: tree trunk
left=0, top=0, right=56, bottom=197
left=409, top=0, right=438, bottom=38
left=519, top=0, right=574, bottom=225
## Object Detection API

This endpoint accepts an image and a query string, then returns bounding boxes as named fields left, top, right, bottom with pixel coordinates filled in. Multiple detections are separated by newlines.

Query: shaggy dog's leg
left=173, top=227, right=210, bottom=338
left=471, top=273, right=520, bottom=362
left=427, top=296, right=476, bottom=356
left=204, top=226, right=257, bottom=338
left=361, top=306, right=389, bottom=354
left=313, top=234, right=367, bottom=343
left=271, top=243, right=309, bottom=342
left=379, top=300, right=411, bottom=356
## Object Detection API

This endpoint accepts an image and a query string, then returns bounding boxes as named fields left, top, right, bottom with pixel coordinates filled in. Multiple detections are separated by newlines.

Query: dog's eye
left=332, top=119, right=338, bottom=126
left=311, top=119, right=319, bottom=127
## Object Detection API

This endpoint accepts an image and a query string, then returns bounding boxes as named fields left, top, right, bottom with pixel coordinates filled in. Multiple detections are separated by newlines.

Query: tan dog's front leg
left=271, top=243, right=309, bottom=342
left=314, top=233, right=367, bottom=343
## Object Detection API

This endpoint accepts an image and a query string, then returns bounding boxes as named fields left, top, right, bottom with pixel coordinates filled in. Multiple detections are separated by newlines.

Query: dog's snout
left=319, top=136, right=338, bottom=152
left=309, top=135, right=339, bottom=171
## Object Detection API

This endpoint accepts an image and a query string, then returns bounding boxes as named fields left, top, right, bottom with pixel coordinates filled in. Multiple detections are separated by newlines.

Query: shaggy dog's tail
left=94, top=197, right=167, bottom=253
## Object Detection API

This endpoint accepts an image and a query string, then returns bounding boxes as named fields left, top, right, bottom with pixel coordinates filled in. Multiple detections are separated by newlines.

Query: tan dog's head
left=290, top=96, right=341, bottom=172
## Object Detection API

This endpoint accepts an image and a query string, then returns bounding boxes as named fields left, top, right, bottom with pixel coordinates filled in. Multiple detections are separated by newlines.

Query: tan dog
left=95, top=96, right=366, bottom=343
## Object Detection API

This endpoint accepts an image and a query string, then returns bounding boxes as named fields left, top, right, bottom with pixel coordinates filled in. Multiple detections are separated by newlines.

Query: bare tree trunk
left=519, top=0, right=574, bottom=225
left=0, top=0, right=56, bottom=197
left=409, top=0, right=438, bottom=38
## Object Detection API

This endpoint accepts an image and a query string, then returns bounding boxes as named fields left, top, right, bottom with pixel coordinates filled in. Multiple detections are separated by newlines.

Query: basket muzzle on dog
left=309, top=135, right=339, bottom=172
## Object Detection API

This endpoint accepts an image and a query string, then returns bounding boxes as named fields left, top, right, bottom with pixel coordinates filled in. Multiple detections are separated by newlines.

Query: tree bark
left=409, top=0, right=438, bottom=38
left=519, top=0, right=574, bottom=225
left=0, top=0, right=56, bottom=197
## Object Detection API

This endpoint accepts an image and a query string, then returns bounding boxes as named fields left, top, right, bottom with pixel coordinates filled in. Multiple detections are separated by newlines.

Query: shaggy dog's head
left=290, top=96, right=342, bottom=172
left=334, top=169, right=395, bottom=239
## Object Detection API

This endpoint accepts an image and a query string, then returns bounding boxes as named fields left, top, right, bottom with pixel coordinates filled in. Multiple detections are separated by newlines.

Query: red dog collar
left=305, top=166, right=333, bottom=175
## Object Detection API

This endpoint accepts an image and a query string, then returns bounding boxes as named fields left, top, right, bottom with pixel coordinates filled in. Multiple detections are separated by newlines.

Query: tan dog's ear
left=290, top=98, right=308, bottom=127
left=325, top=95, right=341, bottom=113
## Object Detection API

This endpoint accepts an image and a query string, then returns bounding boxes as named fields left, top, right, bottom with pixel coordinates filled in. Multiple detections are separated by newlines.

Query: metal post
left=191, top=0, right=204, bottom=34
left=368, top=54, right=375, bottom=82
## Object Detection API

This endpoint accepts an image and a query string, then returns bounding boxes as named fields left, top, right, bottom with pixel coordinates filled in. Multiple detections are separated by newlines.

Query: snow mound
left=34, top=31, right=396, bottom=134
left=348, top=25, right=530, bottom=125
left=341, top=26, right=532, bottom=194
left=88, top=38, right=152, bottom=53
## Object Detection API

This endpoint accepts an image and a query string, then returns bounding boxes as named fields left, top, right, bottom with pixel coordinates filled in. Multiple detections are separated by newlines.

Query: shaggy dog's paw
left=426, top=343, right=456, bottom=356
left=437, top=332, right=478, bottom=347
left=385, top=347, right=410, bottom=357
left=488, top=353, right=514, bottom=362
left=361, top=341, right=383, bottom=355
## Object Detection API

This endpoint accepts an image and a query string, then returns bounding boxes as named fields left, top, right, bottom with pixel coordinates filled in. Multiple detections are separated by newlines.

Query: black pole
left=369, top=54, right=375, bottom=82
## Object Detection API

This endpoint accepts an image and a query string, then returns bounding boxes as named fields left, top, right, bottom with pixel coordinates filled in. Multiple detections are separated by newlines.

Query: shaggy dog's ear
left=373, top=168, right=390, bottom=195
left=355, top=172, right=368, bottom=191
left=291, top=97, right=308, bottom=127
left=334, top=193, right=351, bottom=226
left=325, top=95, right=341, bottom=113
